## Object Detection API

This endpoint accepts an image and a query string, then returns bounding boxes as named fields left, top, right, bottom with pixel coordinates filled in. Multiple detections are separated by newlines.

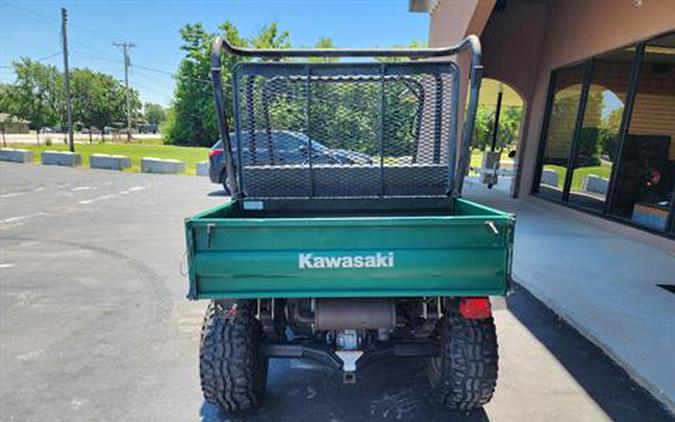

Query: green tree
left=3, top=58, right=63, bottom=143
left=144, top=102, right=166, bottom=126
left=70, top=68, right=140, bottom=143
left=305, top=36, right=337, bottom=63
left=165, top=21, right=290, bottom=146
left=0, top=83, right=11, bottom=111
left=472, top=104, right=523, bottom=151
left=376, top=40, right=427, bottom=63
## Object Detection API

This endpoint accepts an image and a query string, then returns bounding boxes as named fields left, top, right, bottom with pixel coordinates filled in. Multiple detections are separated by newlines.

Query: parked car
left=208, top=130, right=373, bottom=192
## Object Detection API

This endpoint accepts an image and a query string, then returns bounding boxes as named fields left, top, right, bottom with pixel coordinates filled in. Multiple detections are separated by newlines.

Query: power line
left=37, top=51, right=63, bottom=62
left=132, top=64, right=212, bottom=84
left=4, top=2, right=61, bottom=25
left=5, top=1, right=176, bottom=67
left=70, top=49, right=120, bottom=65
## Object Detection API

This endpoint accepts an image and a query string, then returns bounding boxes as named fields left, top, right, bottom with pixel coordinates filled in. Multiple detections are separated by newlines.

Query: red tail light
left=208, top=148, right=223, bottom=158
left=459, top=297, right=492, bottom=319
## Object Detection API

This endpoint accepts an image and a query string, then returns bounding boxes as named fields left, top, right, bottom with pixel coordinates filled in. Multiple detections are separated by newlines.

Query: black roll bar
left=211, top=35, right=483, bottom=199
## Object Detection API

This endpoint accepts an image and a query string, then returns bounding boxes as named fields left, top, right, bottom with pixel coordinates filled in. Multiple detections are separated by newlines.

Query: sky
left=0, top=0, right=429, bottom=107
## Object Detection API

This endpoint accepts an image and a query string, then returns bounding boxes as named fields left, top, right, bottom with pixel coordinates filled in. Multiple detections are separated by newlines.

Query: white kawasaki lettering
left=298, top=252, right=394, bottom=269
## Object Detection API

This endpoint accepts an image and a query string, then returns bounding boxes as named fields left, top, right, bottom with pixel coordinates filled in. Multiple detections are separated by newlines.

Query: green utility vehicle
left=185, top=35, right=515, bottom=413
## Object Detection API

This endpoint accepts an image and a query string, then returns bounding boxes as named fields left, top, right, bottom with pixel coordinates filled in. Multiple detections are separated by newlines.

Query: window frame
left=532, top=31, right=675, bottom=238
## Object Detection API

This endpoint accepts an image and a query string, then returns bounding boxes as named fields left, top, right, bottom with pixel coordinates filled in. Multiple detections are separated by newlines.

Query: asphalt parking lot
left=1, top=163, right=672, bottom=422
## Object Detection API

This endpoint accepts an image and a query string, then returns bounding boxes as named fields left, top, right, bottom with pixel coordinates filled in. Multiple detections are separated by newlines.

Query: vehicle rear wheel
left=427, top=315, right=498, bottom=411
left=200, top=300, right=268, bottom=412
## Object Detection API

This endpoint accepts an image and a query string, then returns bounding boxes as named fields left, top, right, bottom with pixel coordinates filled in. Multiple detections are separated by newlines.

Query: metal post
left=490, top=88, right=503, bottom=152
left=562, top=60, right=594, bottom=203
left=605, top=43, right=644, bottom=215
left=61, top=8, right=74, bottom=152
left=379, top=64, right=386, bottom=196
left=114, top=42, right=135, bottom=142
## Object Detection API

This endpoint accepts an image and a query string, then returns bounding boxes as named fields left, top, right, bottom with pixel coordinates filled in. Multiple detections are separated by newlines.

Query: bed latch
left=206, top=223, right=216, bottom=248
left=485, top=220, right=499, bottom=235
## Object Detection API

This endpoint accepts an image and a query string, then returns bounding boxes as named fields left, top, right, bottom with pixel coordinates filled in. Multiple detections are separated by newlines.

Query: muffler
left=314, top=298, right=396, bottom=330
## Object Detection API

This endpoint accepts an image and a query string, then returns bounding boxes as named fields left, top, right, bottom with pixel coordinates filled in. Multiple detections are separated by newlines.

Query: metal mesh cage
left=232, top=62, right=459, bottom=199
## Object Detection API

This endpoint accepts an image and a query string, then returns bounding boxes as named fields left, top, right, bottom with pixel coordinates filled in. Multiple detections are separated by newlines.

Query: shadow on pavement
left=506, top=283, right=671, bottom=421
left=195, top=282, right=671, bottom=421
left=199, top=358, right=488, bottom=422
left=207, top=189, right=229, bottom=197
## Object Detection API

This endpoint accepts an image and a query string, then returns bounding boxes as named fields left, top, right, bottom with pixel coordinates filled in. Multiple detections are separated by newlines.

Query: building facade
left=411, top=0, right=675, bottom=237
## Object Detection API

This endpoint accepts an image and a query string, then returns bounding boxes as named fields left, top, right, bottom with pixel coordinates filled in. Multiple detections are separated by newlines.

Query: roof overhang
left=409, top=0, right=439, bottom=13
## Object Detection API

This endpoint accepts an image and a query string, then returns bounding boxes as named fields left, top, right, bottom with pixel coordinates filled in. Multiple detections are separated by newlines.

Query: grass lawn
left=13, top=142, right=209, bottom=175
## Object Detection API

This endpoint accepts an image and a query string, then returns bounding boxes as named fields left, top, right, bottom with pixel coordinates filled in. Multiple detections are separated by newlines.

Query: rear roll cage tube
left=210, top=35, right=483, bottom=200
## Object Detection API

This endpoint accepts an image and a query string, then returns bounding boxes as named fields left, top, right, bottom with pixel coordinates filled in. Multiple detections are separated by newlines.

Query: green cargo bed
left=185, top=197, right=514, bottom=299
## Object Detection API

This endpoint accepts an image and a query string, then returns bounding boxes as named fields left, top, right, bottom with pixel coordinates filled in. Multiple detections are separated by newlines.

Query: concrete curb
left=512, top=273, right=675, bottom=414
left=0, top=148, right=33, bottom=163
left=90, top=154, right=131, bottom=171
left=196, top=161, right=209, bottom=176
left=140, top=157, right=186, bottom=174
left=42, top=151, right=82, bottom=167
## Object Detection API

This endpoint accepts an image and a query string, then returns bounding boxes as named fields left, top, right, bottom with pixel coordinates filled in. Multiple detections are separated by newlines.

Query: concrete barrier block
left=540, top=169, right=559, bottom=187
left=582, top=174, right=609, bottom=195
left=0, top=148, right=33, bottom=163
left=141, top=157, right=186, bottom=174
left=42, top=150, right=82, bottom=167
left=90, top=154, right=131, bottom=170
left=196, top=161, right=209, bottom=176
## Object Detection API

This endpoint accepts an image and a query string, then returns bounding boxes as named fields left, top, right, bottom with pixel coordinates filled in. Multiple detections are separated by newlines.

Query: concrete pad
left=540, top=168, right=559, bottom=187
left=90, top=154, right=131, bottom=171
left=464, top=181, right=675, bottom=413
left=140, top=157, right=186, bottom=174
left=196, top=161, right=209, bottom=176
left=582, top=174, right=609, bottom=195
left=41, top=150, right=82, bottom=167
left=0, top=148, right=33, bottom=163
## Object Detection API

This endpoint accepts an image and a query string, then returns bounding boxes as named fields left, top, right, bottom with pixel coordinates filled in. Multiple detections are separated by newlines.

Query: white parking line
left=1, top=192, right=27, bottom=199
left=77, top=186, right=148, bottom=205
left=0, top=263, right=15, bottom=269
left=71, top=186, right=91, bottom=192
left=78, top=194, right=116, bottom=205
left=2, top=212, right=47, bottom=223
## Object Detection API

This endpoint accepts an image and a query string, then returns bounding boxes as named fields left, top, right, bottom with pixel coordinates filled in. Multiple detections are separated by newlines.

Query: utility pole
left=61, top=8, right=74, bottom=152
left=113, top=41, right=135, bottom=142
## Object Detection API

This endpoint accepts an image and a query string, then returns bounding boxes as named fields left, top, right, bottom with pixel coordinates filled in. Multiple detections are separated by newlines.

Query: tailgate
left=185, top=199, right=514, bottom=299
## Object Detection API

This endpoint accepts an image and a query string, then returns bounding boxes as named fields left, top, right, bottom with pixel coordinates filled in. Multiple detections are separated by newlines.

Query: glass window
left=536, top=64, right=586, bottom=200
left=275, top=132, right=305, bottom=150
left=568, top=49, right=635, bottom=211
left=609, top=34, right=675, bottom=232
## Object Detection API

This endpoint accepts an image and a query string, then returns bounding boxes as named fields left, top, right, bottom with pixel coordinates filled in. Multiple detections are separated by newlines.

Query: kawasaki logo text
left=298, top=252, right=395, bottom=269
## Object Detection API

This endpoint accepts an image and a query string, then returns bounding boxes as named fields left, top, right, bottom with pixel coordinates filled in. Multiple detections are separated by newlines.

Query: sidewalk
left=464, top=179, right=675, bottom=413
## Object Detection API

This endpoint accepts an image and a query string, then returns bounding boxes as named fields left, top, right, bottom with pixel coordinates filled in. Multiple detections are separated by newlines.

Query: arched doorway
left=471, top=78, right=525, bottom=193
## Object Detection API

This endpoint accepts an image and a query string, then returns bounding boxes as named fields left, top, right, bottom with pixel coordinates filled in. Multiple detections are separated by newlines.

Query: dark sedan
left=208, top=130, right=373, bottom=192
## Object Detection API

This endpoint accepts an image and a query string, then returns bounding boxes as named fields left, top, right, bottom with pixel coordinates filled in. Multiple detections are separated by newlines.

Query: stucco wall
left=515, top=0, right=675, bottom=197
left=426, top=0, right=496, bottom=177
left=427, top=0, right=675, bottom=197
